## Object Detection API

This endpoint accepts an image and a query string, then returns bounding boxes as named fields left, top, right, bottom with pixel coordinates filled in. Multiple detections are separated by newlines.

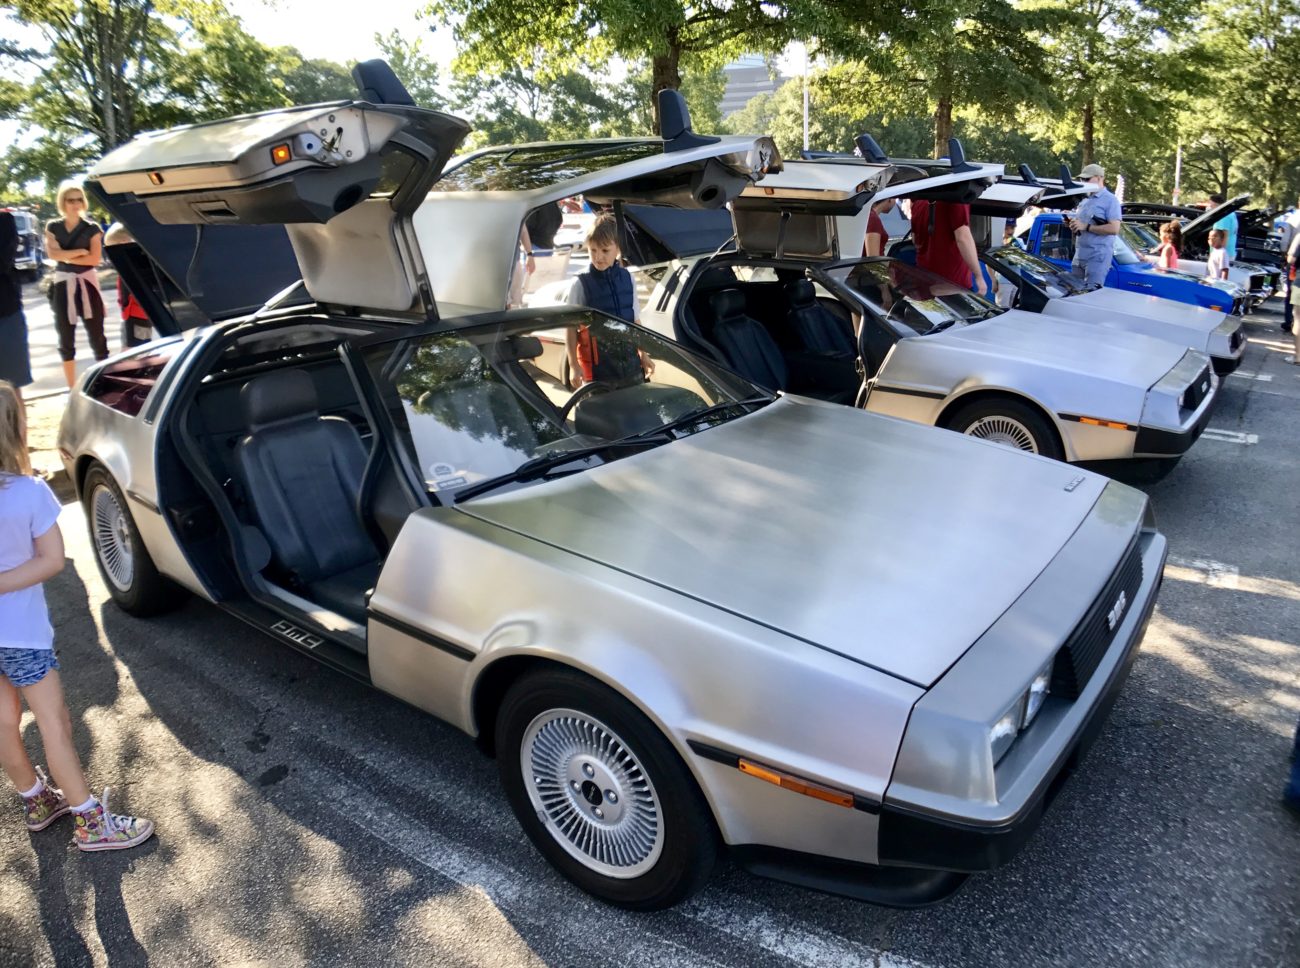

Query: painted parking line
left=1166, top=556, right=1240, bottom=589
left=318, top=763, right=940, bottom=968
left=1201, top=428, right=1259, bottom=445
left=1228, top=370, right=1274, bottom=382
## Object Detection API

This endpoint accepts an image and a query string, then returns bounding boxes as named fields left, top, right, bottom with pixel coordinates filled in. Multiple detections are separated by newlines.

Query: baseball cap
left=1078, top=163, right=1105, bottom=180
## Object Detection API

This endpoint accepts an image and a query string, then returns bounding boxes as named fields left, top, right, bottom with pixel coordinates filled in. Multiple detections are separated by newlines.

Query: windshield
left=1112, top=236, right=1143, bottom=266
left=987, top=245, right=1092, bottom=297
left=1121, top=223, right=1160, bottom=252
left=825, top=259, right=998, bottom=335
left=361, top=311, right=761, bottom=502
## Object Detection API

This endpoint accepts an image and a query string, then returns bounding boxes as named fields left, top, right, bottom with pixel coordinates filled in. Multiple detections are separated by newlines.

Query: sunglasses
left=65, top=196, right=85, bottom=203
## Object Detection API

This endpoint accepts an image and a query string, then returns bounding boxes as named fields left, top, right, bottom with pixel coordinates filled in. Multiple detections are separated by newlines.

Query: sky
left=227, top=0, right=456, bottom=70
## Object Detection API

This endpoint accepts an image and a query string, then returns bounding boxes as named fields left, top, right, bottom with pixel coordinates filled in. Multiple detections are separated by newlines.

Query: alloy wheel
left=963, top=415, right=1039, bottom=453
left=91, top=484, right=135, bottom=592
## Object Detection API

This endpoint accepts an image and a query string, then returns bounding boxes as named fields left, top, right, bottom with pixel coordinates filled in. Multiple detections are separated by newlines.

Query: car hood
left=934, top=309, right=1185, bottom=388
left=1060, top=285, right=1228, bottom=335
left=457, top=397, right=1109, bottom=688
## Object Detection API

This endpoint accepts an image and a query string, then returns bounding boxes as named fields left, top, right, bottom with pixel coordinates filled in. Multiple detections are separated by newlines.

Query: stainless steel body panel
left=369, top=501, right=921, bottom=861
left=456, top=397, right=1108, bottom=688
left=1040, top=286, right=1244, bottom=365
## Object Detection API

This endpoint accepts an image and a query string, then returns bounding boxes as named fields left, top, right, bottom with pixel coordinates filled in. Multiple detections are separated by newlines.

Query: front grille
left=1180, top=364, right=1212, bottom=412
left=1051, top=538, right=1144, bottom=700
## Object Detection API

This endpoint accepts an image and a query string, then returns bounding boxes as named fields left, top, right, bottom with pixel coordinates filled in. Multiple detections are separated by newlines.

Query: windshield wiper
left=625, top=394, right=775, bottom=440
left=453, top=435, right=673, bottom=504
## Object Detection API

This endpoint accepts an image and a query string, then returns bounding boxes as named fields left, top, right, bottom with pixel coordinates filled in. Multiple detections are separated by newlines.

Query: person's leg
left=20, top=670, right=90, bottom=806
left=52, top=284, right=78, bottom=387
left=0, top=675, right=38, bottom=793
left=11, top=383, right=25, bottom=446
left=1085, top=257, right=1109, bottom=289
left=82, top=287, right=109, bottom=362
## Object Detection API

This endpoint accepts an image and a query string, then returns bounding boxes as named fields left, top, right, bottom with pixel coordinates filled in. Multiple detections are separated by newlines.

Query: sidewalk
left=25, top=393, right=76, bottom=504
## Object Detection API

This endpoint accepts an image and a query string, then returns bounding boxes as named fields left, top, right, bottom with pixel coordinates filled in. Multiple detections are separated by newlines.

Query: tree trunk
left=1218, top=154, right=1230, bottom=199
left=650, top=33, right=682, bottom=136
left=933, top=96, right=953, bottom=159
left=95, top=9, right=117, bottom=149
left=1081, top=99, right=1095, bottom=167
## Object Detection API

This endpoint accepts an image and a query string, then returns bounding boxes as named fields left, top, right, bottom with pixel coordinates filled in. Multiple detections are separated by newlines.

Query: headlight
left=1024, top=663, right=1052, bottom=726
left=989, top=697, right=1026, bottom=764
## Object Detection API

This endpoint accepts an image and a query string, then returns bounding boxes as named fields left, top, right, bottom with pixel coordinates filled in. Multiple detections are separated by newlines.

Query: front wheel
left=83, top=464, right=185, bottom=616
left=496, top=668, right=718, bottom=910
left=946, top=397, right=1063, bottom=461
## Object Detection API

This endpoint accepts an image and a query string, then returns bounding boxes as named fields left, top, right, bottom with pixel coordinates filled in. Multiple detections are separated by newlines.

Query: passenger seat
left=707, top=289, right=787, bottom=391
left=784, top=279, right=856, bottom=355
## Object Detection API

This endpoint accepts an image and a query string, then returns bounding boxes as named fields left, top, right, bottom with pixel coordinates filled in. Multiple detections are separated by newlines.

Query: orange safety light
left=270, top=143, right=292, bottom=166
left=737, top=759, right=855, bottom=808
left=147, top=171, right=164, bottom=186
left=1078, top=416, right=1132, bottom=431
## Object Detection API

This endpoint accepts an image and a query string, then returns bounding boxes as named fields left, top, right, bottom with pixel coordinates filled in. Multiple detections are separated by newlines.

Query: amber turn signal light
left=737, top=758, right=855, bottom=808
left=270, top=143, right=292, bottom=165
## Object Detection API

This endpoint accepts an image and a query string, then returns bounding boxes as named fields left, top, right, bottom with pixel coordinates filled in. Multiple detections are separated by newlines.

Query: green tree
left=426, top=0, right=810, bottom=131
left=816, top=0, right=1062, bottom=157
left=375, top=28, right=445, bottom=110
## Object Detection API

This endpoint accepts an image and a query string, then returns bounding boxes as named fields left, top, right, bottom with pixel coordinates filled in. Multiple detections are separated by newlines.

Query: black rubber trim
left=368, top=608, right=476, bottom=661
left=1133, top=399, right=1213, bottom=457
left=125, top=489, right=160, bottom=513
left=731, top=845, right=968, bottom=908
left=1057, top=413, right=1138, bottom=431
left=871, top=384, right=947, bottom=400
left=686, top=740, right=881, bottom=813
left=1211, top=354, right=1241, bottom=375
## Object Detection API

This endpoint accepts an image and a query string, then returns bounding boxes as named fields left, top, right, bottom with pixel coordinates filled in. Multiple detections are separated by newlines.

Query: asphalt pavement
left=1, top=300, right=1297, bottom=968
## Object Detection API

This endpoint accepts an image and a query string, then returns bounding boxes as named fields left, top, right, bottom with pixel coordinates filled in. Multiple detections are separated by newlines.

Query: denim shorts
left=0, top=648, right=60, bottom=687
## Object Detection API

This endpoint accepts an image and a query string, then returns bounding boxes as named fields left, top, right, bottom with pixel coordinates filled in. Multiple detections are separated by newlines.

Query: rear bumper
left=1212, top=354, right=1242, bottom=375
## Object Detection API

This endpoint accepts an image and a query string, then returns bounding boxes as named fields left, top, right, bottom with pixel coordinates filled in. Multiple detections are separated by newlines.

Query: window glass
left=826, top=260, right=998, bottom=336
left=988, top=245, right=1090, bottom=297
left=435, top=142, right=663, bottom=193
left=1038, top=221, right=1074, bottom=263
left=363, top=312, right=759, bottom=501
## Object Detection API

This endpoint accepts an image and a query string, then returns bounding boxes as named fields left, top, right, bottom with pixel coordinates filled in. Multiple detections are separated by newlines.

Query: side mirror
left=352, top=59, right=416, bottom=107
left=946, top=138, right=976, bottom=173
left=1058, top=164, right=1079, bottom=189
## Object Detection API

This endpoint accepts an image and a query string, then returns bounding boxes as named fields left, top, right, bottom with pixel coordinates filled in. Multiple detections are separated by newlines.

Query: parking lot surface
left=2, top=303, right=1297, bottom=968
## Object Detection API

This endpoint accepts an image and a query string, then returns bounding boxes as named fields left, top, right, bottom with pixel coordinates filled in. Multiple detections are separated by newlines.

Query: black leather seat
left=234, top=370, right=378, bottom=623
left=785, top=279, right=856, bottom=355
left=707, top=289, right=787, bottom=391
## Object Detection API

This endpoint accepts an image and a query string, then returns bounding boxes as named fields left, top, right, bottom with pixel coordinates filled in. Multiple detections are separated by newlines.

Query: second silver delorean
left=60, top=70, right=1167, bottom=910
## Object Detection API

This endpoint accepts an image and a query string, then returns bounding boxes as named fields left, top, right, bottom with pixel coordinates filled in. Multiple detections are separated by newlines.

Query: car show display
left=60, top=65, right=1177, bottom=912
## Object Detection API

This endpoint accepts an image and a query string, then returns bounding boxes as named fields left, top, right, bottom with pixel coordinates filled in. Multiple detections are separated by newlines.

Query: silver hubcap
left=964, top=415, right=1039, bottom=453
left=91, top=485, right=134, bottom=591
left=521, top=708, right=664, bottom=879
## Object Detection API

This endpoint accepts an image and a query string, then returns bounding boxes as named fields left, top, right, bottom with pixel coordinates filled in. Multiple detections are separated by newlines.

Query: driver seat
left=234, top=369, right=379, bottom=623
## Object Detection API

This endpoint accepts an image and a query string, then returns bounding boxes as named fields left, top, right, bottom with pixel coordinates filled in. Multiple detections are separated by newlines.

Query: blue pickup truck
left=1020, top=211, right=1245, bottom=315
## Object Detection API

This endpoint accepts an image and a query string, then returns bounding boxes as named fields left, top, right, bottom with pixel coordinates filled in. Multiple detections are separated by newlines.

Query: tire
left=496, top=668, right=719, bottom=910
left=945, top=397, right=1063, bottom=461
left=82, top=464, right=185, bottom=616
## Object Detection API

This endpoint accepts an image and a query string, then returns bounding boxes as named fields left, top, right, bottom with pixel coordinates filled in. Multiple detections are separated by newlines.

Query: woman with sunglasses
left=44, top=181, right=108, bottom=388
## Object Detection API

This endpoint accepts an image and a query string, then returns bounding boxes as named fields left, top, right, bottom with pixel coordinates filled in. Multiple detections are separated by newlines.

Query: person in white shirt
left=1278, top=202, right=1300, bottom=333
left=1205, top=230, right=1230, bottom=281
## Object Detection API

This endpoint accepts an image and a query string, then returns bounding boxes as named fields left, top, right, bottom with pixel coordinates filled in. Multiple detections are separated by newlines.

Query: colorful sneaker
left=72, top=788, right=154, bottom=852
left=23, top=766, right=70, bottom=832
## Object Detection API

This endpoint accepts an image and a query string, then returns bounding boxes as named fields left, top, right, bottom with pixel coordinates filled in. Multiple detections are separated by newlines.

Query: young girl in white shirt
left=0, top=382, right=153, bottom=850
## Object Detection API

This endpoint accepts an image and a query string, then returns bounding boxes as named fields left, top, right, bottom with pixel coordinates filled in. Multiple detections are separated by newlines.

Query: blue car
left=1022, top=212, right=1246, bottom=315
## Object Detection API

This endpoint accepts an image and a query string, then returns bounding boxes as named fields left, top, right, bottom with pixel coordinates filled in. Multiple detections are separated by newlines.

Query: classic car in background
left=1124, top=197, right=1285, bottom=267
left=1020, top=210, right=1247, bottom=315
left=60, top=70, right=1169, bottom=911
left=5, top=207, right=46, bottom=282
left=1118, top=219, right=1279, bottom=309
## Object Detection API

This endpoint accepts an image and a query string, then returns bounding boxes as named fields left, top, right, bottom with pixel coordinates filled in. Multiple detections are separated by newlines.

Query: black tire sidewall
left=496, top=668, right=718, bottom=910
left=948, top=398, right=1063, bottom=461
left=82, top=465, right=181, bottom=616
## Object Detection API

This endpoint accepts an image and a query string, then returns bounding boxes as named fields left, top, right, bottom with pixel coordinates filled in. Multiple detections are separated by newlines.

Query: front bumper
left=877, top=529, right=1167, bottom=873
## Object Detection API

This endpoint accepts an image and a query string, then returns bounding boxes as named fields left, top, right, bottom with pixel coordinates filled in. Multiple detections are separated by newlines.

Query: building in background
left=719, top=54, right=787, bottom=117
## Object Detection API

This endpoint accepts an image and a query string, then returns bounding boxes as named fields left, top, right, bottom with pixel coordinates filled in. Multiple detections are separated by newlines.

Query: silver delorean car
left=60, top=72, right=1168, bottom=910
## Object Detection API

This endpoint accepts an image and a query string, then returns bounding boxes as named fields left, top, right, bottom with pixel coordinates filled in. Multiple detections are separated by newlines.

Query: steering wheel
left=559, top=380, right=614, bottom=423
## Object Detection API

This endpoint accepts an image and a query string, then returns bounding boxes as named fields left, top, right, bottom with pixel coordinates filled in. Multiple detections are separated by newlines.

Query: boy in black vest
left=562, top=214, right=652, bottom=387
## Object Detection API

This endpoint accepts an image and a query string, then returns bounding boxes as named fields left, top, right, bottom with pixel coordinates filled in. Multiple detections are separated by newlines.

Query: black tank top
left=46, top=218, right=102, bottom=274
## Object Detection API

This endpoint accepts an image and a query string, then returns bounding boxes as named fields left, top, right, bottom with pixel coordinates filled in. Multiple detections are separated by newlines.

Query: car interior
left=678, top=263, right=860, bottom=402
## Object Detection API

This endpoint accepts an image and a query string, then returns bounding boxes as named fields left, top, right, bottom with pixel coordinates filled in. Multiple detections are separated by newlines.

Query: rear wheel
left=83, top=464, right=185, bottom=616
left=946, top=397, right=1063, bottom=461
left=496, top=668, right=718, bottom=910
